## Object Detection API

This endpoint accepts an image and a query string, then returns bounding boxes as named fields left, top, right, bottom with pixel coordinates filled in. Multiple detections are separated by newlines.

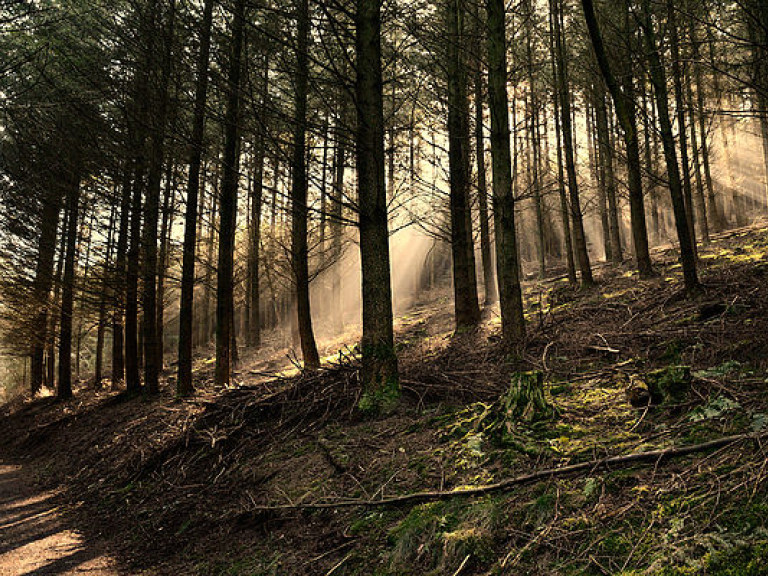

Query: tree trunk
left=594, top=85, right=623, bottom=262
left=472, top=19, right=497, bottom=305
left=95, top=206, right=117, bottom=388
left=125, top=157, right=145, bottom=393
left=685, top=61, right=709, bottom=244
left=215, top=0, right=246, bottom=387
left=331, top=98, right=347, bottom=334
left=155, top=161, right=175, bottom=373
left=487, top=0, right=525, bottom=344
left=553, top=0, right=592, bottom=286
left=142, top=0, right=175, bottom=395
left=581, top=0, right=653, bottom=278
left=57, top=172, right=81, bottom=400
left=639, top=0, right=699, bottom=294
left=355, top=0, right=400, bottom=412
left=291, top=0, right=321, bottom=369
left=112, top=161, right=132, bottom=386
left=247, top=132, right=265, bottom=348
left=446, top=0, right=481, bottom=329
left=29, top=182, right=64, bottom=394
left=667, top=0, right=697, bottom=255
left=176, top=0, right=213, bottom=394
left=547, top=11, right=577, bottom=284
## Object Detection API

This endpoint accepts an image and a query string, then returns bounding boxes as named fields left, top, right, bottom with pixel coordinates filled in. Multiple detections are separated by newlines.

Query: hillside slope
left=3, top=225, right=768, bottom=575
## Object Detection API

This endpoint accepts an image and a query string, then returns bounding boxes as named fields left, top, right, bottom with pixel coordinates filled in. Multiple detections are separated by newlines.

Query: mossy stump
left=627, top=366, right=692, bottom=408
left=499, top=371, right=555, bottom=423
left=645, top=365, right=691, bottom=405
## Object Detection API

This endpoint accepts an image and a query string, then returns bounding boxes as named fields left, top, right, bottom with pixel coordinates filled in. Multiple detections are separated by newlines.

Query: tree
left=177, top=0, right=215, bottom=397
left=355, top=0, right=400, bottom=412
left=638, top=0, right=699, bottom=294
left=290, top=0, right=321, bottom=369
left=581, top=0, right=654, bottom=278
left=445, top=0, right=481, bottom=329
left=552, top=0, right=593, bottom=287
left=487, top=0, right=525, bottom=345
left=215, top=0, right=246, bottom=387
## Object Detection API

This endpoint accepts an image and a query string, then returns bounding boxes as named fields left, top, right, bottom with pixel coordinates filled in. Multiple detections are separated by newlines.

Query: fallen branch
left=235, top=432, right=765, bottom=514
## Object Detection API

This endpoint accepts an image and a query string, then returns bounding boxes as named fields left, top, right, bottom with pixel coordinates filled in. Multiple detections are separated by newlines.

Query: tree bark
left=553, top=0, right=593, bottom=286
left=639, top=0, right=699, bottom=294
left=446, top=0, right=481, bottom=329
left=141, top=0, right=175, bottom=395
left=291, top=0, right=321, bottom=369
left=487, top=0, right=525, bottom=344
left=355, top=0, right=400, bottom=412
left=176, top=0, right=213, bottom=394
left=215, top=0, right=246, bottom=387
left=667, top=0, right=697, bottom=255
left=581, top=0, right=654, bottom=278
left=57, top=172, right=81, bottom=400
left=29, top=182, right=64, bottom=394
left=472, top=11, right=497, bottom=305
left=594, top=85, right=623, bottom=262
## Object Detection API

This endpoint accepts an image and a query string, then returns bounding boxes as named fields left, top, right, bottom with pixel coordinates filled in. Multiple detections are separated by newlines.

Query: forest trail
left=0, top=464, right=117, bottom=576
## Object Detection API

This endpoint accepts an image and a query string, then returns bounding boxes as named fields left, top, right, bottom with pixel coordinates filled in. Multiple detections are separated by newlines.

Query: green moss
left=359, top=375, right=401, bottom=416
left=645, top=365, right=691, bottom=404
left=705, top=541, right=768, bottom=575
left=386, top=498, right=502, bottom=573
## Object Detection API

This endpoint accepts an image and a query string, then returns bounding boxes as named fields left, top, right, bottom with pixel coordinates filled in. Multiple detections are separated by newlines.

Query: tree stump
left=645, top=365, right=691, bottom=405
left=499, top=371, right=555, bottom=423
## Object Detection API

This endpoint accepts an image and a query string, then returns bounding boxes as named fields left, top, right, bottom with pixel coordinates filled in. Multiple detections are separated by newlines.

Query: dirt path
left=0, top=464, right=117, bottom=576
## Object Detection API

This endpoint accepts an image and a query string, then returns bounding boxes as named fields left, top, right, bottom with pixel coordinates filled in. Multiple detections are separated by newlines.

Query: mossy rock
left=644, top=365, right=691, bottom=405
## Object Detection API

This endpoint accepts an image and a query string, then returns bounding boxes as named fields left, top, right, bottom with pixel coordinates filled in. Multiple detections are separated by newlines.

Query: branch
left=235, top=432, right=765, bottom=514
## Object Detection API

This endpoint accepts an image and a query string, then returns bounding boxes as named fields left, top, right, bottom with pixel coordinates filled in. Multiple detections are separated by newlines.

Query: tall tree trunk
left=142, top=0, right=175, bottom=395
left=548, top=10, right=577, bottom=284
left=553, top=0, right=593, bottom=286
left=639, top=0, right=699, bottom=294
left=594, top=85, right=623, bottom=262
left=247, top=132, right=265, bottom=348
left=472, top=13, right=497, bottom=305
left=693, top=27, right=720, bottom=233
left=29, top=183, right=64, bottom=394
left=215, top=0, right=246, bottom=387
left=581, top=0, right=654, bottom=278
left=156, top=161, right=175, bottom=372
left=291, top=0, right=321, bottom=369
left=95, top=205, right=117, bottom=387
left=57, top=172, right=81, bottom=400
left=667, top=0, right=697, bottom=255
left=112, top=160, right=132, bottom=385
left=177, top=0, right=214, bottom=394
left=446, top=0, right=481, bottom=329
left=125, top=159, right=145, bottom=392
left=527, top=0, right=546, bottom=279
left=331, top=99, right=347, bottom=334
left=46, top=211, right=69, bottom=389
left=487, top=0, right=525, bottom=344
left=685, top=62, right=710, bottom=243
left=587, top=97, right=611, bottom=261
left=355, top=0, right=400, bottom=412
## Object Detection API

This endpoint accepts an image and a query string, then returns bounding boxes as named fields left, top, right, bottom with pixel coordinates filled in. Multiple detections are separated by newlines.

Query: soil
left=0, top=464, right=117, bottom=575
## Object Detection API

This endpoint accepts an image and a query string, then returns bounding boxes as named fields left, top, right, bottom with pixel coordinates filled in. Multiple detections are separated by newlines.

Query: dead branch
left=235, top=432, right=766, bottom=514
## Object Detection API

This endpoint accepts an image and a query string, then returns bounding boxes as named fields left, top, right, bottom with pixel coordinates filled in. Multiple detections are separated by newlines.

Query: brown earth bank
left=3, top=224, right=768, bottom=575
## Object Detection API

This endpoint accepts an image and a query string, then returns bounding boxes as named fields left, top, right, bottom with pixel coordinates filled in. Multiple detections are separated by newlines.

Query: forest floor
left=4, top=223, right=768, bottom=575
